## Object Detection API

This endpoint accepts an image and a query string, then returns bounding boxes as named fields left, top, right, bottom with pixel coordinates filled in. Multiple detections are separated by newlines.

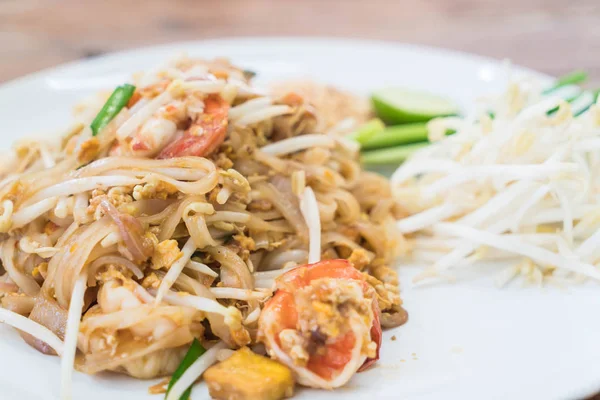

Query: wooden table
left=1, top=0, right=599, bottom=84
left=2, top=0, right=600, bottom=398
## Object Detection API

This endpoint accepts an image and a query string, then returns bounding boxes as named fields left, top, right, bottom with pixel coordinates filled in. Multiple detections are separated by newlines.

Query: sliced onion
left=100, top=199, right=153, bottom=263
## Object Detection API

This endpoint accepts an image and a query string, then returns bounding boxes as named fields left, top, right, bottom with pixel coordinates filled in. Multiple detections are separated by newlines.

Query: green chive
left=165, top=339, right=206, bottom=400
left=90, top=84, right=136, bottom=136
left=543, top=70, right=588, bottom=95
left=243, top=69, right=257, bottom=80
left=360, top=142, right=429, bottom=165
left=360, top=123, right=427, bottom=150
left=347, top=118, right=385, bottom=145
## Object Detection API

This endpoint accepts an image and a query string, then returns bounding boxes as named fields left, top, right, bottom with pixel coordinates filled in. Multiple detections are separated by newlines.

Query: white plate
left=1, top=38, right=598, bottom=400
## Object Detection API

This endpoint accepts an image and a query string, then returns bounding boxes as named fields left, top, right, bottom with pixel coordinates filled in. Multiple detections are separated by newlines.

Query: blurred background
left=1, top=0, right=599, bottom=83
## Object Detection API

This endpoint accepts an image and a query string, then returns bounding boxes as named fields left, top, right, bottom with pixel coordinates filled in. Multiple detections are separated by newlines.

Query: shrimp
left=128, top=118, right=177, bottom=157
left=110, top=100, right=186, bottom=158
left=79, top=273, right=202, bottom=378
left=95, top=278, right=178, bottom=340
left=84, top=268, right=179, bottom=349
left=258, top=259, right=382, bottom=389
left=157, top=94, right=229, bottom=159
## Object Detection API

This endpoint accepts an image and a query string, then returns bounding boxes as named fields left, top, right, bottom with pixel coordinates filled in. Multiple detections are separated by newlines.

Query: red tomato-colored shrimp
left=157, top=94, right=229, bottom=159
left=258, top=260, right=382, bottom=389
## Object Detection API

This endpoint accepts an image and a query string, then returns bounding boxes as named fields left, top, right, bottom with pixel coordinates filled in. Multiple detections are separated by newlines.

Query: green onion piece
left=243, top=69, right=257, bottom=80
left=165, top=339, right=206, bottom=400
left=360, top=142, right=429, bottom=165
left=347, top=118, right=385, bottom=145
left=574, top=89, right=600, bottom=117
left=90, top=84, right=136, bottom=136
left=543, top=70, right=588, bottom=95
left=361, top=123, right=427, bottom=150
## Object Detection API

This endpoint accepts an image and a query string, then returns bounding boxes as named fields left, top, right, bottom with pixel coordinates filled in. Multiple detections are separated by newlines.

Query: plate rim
left=0, top=36, right=553, bottom=91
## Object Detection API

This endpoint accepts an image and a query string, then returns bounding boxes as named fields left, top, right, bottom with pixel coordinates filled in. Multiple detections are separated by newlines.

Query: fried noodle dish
left=0, top=57, right=407, bottom=399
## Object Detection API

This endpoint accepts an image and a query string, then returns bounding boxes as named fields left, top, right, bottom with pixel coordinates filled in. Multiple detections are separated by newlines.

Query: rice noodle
left=209, top=287, right=272, bottom=301
left=206, top=246, right=254, bottom=289
left=1, top=238, right=40, bottom=295
left=89, top=255, right=144, bottom=280
left=158, top=196, right=205, bottom=241
left=48, top=218, right=114, bottom=307
left=255, top=180, right=308, bottom=240
left=183, top=204, right=216, bottom=249
left=206, top=211, right=250, bottom=223
left=27, top=176, right=143, bottom=205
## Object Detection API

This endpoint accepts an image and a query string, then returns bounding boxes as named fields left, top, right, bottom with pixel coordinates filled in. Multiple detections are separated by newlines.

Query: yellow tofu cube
left=204, top=347, right=295, bottom=400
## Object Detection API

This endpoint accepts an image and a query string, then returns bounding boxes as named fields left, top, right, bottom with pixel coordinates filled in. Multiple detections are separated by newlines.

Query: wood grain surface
left=1, top=0, right=600, bottom=398
left=1, top=0, right=600, bottom=84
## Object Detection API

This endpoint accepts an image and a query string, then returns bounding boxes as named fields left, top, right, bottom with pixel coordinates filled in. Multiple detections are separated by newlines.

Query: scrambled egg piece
left=44, top=221, right=60, bottom=236
left=152, top=240, right=182, bottom=270
left=0, top=180, right=25, bottom=204
left=77, top=137, right=101, bottom=164
left=364, top=263, right=401, bottom=312
left=88, top=188, right=133, bottom=219
left=363, top=272, right=399, bottom=312
left=204, top=347, right=294, bottom=400
left=132, top=180, right=178, bottom=200
left=278, top=329, right=309, bottom=367
left=295, top=278, right=372, bottom=340
left=32, top=262, right=48, bottom=279
left=213, top=152, right=234, bottom=169
left=248, top=199, right=273, bottom=212
left=347, top=248, right=371, bottom=271
left=233, top=234, right=256, bottom=252
left=141, top=273, right=161, bottom=289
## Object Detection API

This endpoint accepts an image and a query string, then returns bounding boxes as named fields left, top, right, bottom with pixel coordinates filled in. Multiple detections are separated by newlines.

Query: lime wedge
left=372, top=88, right=459, bottom=124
